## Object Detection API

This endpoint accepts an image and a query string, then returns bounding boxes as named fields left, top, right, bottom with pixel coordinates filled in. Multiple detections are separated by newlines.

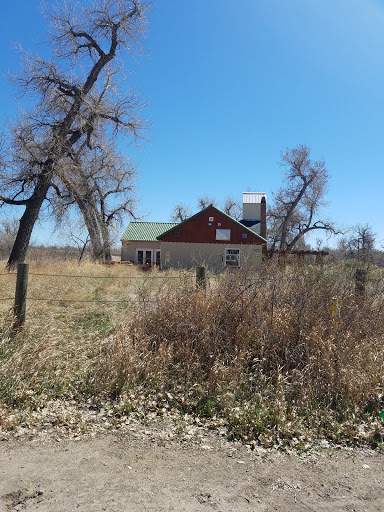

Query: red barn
left=158, top=203, right=266, bottom=271
left=121, top=193, right=267, bottom=271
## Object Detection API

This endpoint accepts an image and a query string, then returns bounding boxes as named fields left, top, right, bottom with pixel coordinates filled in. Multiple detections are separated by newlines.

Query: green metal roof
left=121, top=222, right=179, bottom=242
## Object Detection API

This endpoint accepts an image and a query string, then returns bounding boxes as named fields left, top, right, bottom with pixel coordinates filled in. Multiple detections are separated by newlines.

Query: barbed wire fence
left=0, top=264, right=209, bottom=330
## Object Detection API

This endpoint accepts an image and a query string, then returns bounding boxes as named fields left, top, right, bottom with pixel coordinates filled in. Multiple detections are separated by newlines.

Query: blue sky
left=1, top=0, right=384, bottom=247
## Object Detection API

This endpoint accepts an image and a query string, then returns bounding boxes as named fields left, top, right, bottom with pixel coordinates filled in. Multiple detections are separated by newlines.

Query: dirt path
left=1, top=432, right=383, bottom=512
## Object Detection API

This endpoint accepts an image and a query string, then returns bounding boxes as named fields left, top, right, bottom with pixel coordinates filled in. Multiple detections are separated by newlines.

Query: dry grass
left=1, top=259, right=383, bottom=447
left=0, top=260, right=191, bottom=403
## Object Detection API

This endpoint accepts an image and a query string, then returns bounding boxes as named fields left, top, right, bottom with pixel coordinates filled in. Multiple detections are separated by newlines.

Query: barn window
left=216, top=229, right=230, bottom=241
left=175, top=231, right=180, bottom=237
left=209, top=216, right=214, bottom=222
left=224, top=248, right=240, bottom=267
left=242, top=233, right=247, bottom=239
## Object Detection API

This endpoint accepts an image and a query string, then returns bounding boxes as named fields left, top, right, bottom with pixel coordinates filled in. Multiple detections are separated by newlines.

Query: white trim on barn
left=135, top=248, right=161, bottom=267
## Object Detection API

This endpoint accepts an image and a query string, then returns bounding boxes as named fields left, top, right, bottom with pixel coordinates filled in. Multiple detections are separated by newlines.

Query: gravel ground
left=1, top=404, right=383, bottom=511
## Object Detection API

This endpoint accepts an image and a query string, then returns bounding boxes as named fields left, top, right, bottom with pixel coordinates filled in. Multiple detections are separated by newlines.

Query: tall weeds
left=96, top=263, right=384, bottom=444
left=1, top=260, right=383, bottom=446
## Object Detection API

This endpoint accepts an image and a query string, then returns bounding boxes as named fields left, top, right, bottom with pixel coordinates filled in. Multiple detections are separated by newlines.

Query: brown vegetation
left=0, top=260, right=383, bottom=448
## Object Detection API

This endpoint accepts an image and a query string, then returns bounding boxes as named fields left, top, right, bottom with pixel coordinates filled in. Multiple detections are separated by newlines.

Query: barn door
left=136, top=249, right=153, bottom=267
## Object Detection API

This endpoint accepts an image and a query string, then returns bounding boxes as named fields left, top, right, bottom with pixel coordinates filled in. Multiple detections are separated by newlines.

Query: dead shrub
left=1, top=260, right=383, bottom=445
left=95, top=263, right=384, bottom=443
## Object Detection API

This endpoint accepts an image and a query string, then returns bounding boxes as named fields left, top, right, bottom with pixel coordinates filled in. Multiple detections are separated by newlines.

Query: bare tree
left=0, top=217, right=19, bottom=259
left=171, top=195, right=241, bottom=222
left=223, top=195, right=242, bottom=220
left=338, top=224, right=376, bottom=264
left=268, top=145, right=338, bottom=251
left=170, top=202, right=191, bottom=222
left=0, top=0, right=149, bottom=268
left=197, top=195, right=217, bottom=210
left=53, top=141, right=137, bottom=261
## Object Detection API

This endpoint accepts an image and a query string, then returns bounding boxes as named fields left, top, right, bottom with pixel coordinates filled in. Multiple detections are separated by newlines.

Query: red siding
left=158, top=206, right=264, bottom=245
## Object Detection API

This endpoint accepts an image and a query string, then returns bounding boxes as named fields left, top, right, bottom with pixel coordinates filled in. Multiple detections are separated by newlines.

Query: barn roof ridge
left=157, top=204, right=267, bottom=243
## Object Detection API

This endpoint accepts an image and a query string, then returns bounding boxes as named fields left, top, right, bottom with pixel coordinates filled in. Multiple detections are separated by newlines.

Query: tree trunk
left=75, top=196, right=105, bottom=262
left=100, top=221, right=112, bottom=261
left=61, top=178, right=108, bottom=262
left=87, top=220, right=104, bottom=262
left=7, top=179, right=51, bottom=270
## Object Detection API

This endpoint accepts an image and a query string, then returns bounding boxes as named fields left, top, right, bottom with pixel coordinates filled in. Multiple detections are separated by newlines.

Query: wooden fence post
left=13, top=263, right=29, bottom=330
left=196, top=266, right=206, bottom=289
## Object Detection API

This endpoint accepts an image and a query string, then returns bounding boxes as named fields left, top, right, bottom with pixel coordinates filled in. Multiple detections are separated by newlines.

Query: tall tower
left=241, top=192, right=267, bottom=238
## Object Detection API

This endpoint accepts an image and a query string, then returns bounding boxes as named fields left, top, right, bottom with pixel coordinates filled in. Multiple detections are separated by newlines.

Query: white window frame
left=155, top=249, right=161, bottom=267
left=224, top=248, right=240, bottom=268
left=136, top=248, right=157, bottom=267
left=216, top=228, right=231, bottom=241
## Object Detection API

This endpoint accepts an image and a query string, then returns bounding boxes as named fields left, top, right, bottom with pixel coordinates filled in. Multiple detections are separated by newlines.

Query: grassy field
left=0, top=259, right=383, bottom=448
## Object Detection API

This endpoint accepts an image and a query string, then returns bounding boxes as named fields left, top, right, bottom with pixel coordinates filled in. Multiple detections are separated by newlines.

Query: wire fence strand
left=1, top=269, right=201, bottom=308
left=26, top=273, right=195, bottom=279
left=26, top=297, right=156, bottom=304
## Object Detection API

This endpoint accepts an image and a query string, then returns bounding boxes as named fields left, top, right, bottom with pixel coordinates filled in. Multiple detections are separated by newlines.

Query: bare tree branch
left=0, top=0, right=149, bottom=268
left=170, top=202, right=191, bottom=223
left=268, top=145, right=337, bottom=251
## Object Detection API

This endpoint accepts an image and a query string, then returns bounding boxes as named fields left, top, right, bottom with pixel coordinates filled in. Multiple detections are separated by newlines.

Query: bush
left=96, top=263, right=384, bottom=444
left=1, top=261, right=383, bottom=446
